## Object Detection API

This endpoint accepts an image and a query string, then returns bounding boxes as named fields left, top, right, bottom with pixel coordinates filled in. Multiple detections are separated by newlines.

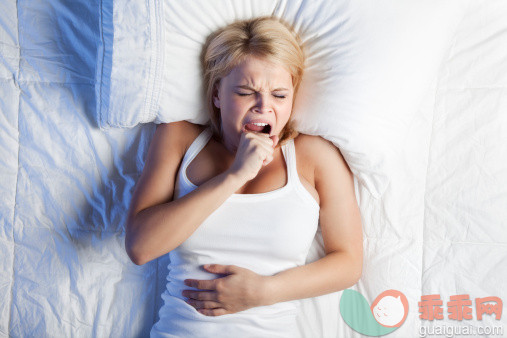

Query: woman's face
left=213, top=55, right=294, bottom=153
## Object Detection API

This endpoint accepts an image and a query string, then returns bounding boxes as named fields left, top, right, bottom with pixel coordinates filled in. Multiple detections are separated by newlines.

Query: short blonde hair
left=201, top=16, right=305, bottom=146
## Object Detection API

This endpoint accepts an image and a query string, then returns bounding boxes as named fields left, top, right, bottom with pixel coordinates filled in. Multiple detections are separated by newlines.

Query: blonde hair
left=201, top=16, right=305, bottom=146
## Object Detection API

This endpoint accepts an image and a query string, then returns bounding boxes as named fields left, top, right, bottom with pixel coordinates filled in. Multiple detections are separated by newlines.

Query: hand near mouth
left=265, top=131, right=279, bottom=149
left=242, top=124, right=279, bottom=149
left=226, top=129, right=277, bottom=182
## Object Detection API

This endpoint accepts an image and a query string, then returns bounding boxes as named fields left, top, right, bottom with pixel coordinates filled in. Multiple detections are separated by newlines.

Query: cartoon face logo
left=340, top=289, right=408, bottom=336
left=371, top=290, right=409, bottom=328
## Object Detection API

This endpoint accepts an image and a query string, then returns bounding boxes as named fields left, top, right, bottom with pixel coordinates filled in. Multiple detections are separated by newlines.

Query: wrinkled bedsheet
left=1, top=1, right=506, bottom=337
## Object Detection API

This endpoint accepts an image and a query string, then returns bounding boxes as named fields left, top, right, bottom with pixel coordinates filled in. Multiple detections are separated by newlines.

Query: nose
left=252, top=93, right=273, bottom=114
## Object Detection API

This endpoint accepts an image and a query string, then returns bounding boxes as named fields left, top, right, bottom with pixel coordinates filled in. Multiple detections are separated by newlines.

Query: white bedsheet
left=1, top=1, right=506, bottom=337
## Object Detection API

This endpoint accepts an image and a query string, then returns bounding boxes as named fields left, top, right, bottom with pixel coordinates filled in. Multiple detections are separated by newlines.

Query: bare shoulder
left=154, top=120, right=205, bottom=154
left=146, top=120, right=206, bottom=181
left=293, top=133, right=354, bottom=202
left=127, top=121, right=204, bottom=218
left=292, top=133, right=321, bottom=169
left=293, top=133, right=349, bottom=173
left=293, top=132, right=335, bottom=153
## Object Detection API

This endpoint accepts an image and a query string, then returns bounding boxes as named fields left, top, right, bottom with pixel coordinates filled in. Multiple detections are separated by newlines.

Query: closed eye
left=236, top=92, right=286, bottom=99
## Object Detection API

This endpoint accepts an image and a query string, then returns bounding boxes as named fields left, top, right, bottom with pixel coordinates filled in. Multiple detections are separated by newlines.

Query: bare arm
left=125, top=122, right=243, bottom=265
left=125, top=122, right=275, bottom=265
left=263, top=135, right=363, bottom=304
left=127, top=170, right=246, bottom=266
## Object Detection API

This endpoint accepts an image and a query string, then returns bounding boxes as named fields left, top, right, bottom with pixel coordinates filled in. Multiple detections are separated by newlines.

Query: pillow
left=97, top=0, right=471, bottom=198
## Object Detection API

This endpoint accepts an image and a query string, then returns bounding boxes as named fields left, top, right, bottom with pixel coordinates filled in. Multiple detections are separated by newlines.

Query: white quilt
left=0, top=1, right=506, bottom=337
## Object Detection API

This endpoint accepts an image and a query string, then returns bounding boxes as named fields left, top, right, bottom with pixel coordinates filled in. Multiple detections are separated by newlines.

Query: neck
left=223, top=143, right=237, bottom=157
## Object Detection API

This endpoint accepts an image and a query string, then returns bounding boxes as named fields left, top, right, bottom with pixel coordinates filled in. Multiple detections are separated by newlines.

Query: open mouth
left=244, top=123, right=271, bottom=135
left=261, top=124, right=271, bottom=134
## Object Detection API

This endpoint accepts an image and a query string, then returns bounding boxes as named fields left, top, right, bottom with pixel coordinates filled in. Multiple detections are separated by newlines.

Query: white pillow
left=97, top=0, right=471, bottom=198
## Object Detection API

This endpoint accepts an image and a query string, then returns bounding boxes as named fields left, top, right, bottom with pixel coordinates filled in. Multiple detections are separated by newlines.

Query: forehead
left=224, top=56, right=293, bottom=88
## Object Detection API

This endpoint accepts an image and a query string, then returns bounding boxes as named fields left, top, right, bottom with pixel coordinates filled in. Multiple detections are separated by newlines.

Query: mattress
left=0, top=0, right=506, bottom=337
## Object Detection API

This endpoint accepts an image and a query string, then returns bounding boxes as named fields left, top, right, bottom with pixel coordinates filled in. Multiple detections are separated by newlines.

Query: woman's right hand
left=228, top=131, right=278, bottom=182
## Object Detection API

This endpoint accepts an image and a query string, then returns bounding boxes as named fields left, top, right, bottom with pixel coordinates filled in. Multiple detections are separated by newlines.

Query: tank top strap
left=282, top=138, right=320, bottom=209
left=181, top=126, right=213, bottom=172
left=281, top=138, right=298, bottom=185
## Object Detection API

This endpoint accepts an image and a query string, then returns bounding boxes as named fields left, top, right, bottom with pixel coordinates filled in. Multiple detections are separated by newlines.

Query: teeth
left=251, top=122, right=268, bottom=126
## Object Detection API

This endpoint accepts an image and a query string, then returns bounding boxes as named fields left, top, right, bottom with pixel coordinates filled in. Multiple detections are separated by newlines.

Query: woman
left=125, top=16, right=363, bottom=337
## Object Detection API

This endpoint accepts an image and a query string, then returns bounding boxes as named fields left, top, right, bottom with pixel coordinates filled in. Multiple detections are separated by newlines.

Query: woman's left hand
left=182, top=264, right=271, bottom=316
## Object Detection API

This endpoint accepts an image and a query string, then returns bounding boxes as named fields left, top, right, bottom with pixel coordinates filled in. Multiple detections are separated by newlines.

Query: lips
left=242, top=119, right=273, bottom=135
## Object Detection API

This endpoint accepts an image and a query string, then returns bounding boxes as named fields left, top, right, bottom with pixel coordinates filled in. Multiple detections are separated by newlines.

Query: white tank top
left=151, top=127, right=320, bottom=338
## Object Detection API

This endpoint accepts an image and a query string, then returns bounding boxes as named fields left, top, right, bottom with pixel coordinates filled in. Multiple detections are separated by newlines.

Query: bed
left=1, top=0, right=506, bottom=337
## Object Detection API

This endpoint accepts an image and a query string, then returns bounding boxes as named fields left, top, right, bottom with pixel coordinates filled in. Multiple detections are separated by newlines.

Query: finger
left=262, top=154, right=274, bottom=166
left=184, top=278, right=217, bottom=291
left=186, top=299, right=222, bottom=310
left=246, top=135, right=275, bottom=153
left=203, top=264, right=237, bottom=275
left=198, top=308, right=229, bottom=317
left=270, top=135, right=279, bottom=148
left=241, top=132, right=274, bottom=162
left=182, top=290, right=219, bottom=302
left=245, top=129, right=270, bottom=137
left=244, top=130, right=274, bottom=145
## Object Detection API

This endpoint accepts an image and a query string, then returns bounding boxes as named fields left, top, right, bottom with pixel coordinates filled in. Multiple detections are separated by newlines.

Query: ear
left=212, top=81, right=221, bottom=109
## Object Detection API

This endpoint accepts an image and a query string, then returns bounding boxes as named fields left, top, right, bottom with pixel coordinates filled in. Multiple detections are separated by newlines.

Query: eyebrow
left=235, top=85, right=289, bottom=91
